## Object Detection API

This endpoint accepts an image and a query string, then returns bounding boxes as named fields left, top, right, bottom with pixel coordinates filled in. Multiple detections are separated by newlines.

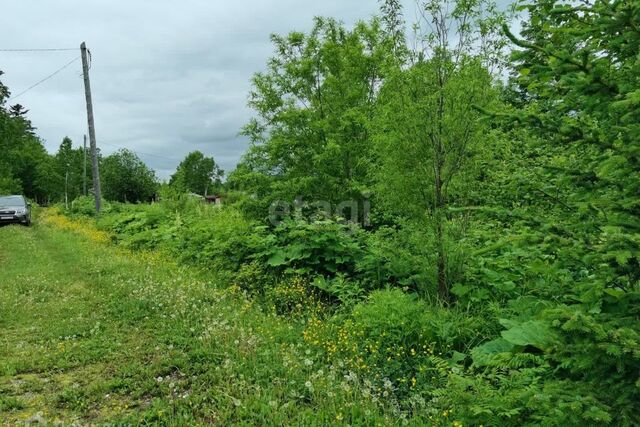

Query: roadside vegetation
left=0, top=211, right=401, bottom=425
left=1, top=0, right=639, bottom=425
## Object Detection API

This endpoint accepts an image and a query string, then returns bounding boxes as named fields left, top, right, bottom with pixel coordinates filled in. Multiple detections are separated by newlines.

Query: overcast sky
left=1, top=1, right=513, bottom=180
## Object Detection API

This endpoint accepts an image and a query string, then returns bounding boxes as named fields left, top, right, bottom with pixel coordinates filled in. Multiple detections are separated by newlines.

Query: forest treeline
left=0, top=80, right=223, bottom=203
left=2, top=0, right=639, bottom=424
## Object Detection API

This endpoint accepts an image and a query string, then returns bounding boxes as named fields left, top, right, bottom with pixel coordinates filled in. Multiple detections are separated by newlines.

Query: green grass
left=0, top=214, right=407, bottom=426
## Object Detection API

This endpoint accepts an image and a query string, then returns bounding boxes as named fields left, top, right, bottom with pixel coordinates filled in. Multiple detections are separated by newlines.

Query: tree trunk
left=434, top=166, right=448, bottom=303
left=434, top=61, right=449, bottom=304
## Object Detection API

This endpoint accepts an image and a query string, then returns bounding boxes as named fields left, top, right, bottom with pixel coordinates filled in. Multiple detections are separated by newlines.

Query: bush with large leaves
left=253, top=215, right=366, bottom=277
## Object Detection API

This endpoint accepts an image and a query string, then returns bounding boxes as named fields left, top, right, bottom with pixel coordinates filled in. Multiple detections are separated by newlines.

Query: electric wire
left=99, top=140, right=182, bottom=162
left=3, top=47, right=181, bottom=167
left=8, top=56, right=81, bottom=101
left=0, top=48, right=78, bottom=52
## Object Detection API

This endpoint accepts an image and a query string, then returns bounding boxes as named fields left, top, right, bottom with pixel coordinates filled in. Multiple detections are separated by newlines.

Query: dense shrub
left=253, top=215, right=366, bottom=277
left=357, top=220, right=468, bottom=298
left=175, top=207, right=259, bottom=270
left=357, top=224, right=433, bottom=291
left=232, top=260, right=273, bottom=296
left=89, top=203, right=170, bottom=251
left=265, top=275, right=324, bottom=317
left=311, top=274, right=366, bottom=307
left=429, top=365, right=616, bottom=426
left=83, top=200, right=260, bottom=274
left=69, top=196, right=111, bottom=216
left=305, top=289, right=491, bottom=398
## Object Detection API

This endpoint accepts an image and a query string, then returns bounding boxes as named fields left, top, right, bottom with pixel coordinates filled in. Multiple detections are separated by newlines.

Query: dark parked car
left=0, top=195, right=31, bottom=226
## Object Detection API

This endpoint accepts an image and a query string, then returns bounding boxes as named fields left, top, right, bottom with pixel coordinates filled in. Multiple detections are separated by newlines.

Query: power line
left=99, top=140, right=182, bottom=162
left=0, top=48, right=78, bottom=52
left=8, top=56, right=80, bottom=101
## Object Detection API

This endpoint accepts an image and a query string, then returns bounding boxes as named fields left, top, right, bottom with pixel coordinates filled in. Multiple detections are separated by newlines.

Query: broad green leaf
left=501, top=320, right=557, bottom=350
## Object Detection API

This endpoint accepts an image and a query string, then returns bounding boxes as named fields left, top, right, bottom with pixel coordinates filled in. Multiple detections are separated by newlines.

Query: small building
left=204, top=195, right=222, bottom=205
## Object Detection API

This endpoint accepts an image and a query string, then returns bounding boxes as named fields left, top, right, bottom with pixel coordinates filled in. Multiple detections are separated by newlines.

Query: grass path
left=0, top=213, right=392, bottom=426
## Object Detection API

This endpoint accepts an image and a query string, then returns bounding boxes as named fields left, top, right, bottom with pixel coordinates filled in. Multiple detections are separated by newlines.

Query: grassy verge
left=0, top=210, right=416, bottom=426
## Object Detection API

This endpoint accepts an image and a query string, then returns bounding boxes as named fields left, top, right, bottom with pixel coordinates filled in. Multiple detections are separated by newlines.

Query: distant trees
left=2, top=70, right=235, bottom=206
left=0, top=74, right=92, bottom=203
left=1, top=70, right=169, bottom=206
left=54, top=137, right=91, bottom=203
left=170, top=151, right=223, bottom=195
left=0, top=156, right=21, bottom=195
left=0, top=79, right=22, bottom=195
left=101, top=149, right=157, bottom=202
left=0, top=71, right=51, bottom=201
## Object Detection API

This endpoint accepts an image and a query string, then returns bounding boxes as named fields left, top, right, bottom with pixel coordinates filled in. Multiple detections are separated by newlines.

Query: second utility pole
left=80, top=41, right=101, bottom=214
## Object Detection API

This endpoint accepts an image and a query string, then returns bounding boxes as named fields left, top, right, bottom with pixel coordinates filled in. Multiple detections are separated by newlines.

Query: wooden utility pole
left=83, top=134, right=87, bottom=196
left=64, top=167, right=69, bottom=210
left=81, top=42, right=101, bottom=213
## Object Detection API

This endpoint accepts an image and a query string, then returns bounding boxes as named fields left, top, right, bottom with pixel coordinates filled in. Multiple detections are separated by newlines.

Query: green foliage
left=312, top=274, right=365, bottom=307
left=431, top=368, right=615, bottom=426
left=0, top=396, right=25, bottom=412
left=228, top=17, right=390, bottom=214
left=169, top=150, right=223, bottom=196
left=175, top=207, right=258, bottom=271
left=265, top=275, right=324, bottom=317
left=232, top=260, right=273, bottom=296
left=499, top=319, right=557, bottom=349
left=358, top=223, right=433, bottom=293
left=0, top=73, right=95, bottom=204
left=0, top=73, right=51, bottom=202
left=8, top=0, right=638, bottom=423
left=69, top=195, right=111, bottom=216
left=0, top=168, right=21, bottom=195
left=84, top=199, right=260, bottom=278
left=101, top=149, right=158, bottom=202
left=372, top=0, right=504, bottom=302
left=253, top=215, right=366, bottom=277
left=459, top=1, right=640, bottom=424
left=305, top=289, right=491, bottom=400
left=373, top=60, right=495, bottom=219
left=55, top=136, right=92, bottom=203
